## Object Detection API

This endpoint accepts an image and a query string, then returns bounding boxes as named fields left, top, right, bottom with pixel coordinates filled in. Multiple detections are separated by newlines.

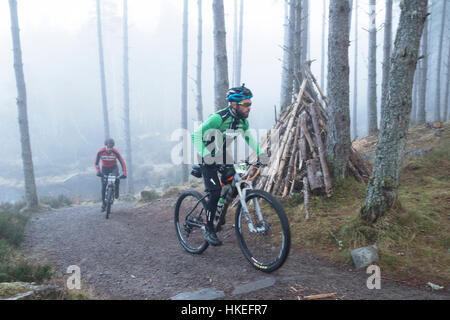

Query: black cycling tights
left=200, top=164, right=222, bottom=230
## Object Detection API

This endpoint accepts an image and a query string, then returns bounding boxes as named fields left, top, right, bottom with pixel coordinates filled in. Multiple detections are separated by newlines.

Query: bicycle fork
left=235, top=182, right=266, bottom=234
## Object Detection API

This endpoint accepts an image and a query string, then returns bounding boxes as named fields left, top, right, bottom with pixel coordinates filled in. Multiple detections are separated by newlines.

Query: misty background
left=0, top=0, right=448, bottom=203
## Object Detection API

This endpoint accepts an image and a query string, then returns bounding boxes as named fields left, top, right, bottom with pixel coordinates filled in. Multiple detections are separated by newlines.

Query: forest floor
left=18, top=122, right=449, bottom=300
left=21, top=199, right=448, bottom=300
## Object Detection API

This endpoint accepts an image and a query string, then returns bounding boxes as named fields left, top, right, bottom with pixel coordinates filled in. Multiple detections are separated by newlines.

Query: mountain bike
left=174, top=162, right=291, bottom=273
left=103, top=174, right=125, bottom=219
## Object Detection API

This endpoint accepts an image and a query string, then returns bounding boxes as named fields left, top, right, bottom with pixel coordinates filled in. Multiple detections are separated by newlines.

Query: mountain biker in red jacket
left=95, top=138, right=127, bottom=211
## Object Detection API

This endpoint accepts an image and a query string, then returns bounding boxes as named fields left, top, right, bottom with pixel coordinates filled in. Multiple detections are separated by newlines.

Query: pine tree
left=321, top=0, right=327, bottom=91
left=381, top=0, right=393, bottom=116
left=361, top=0, right=428, bottom=223
left=212, top=0, right=230, bottom=110
left=123, top=0, right=134, bottom=193
left=8, top=0, right=39, bottom=209
left=326, top=0, right=351, bottom=180
left=96, top=0, right=110, bottom=140
left=352, top=0, right=359, bottom=139
left=181, top=0, right=189, bottom=181
left=434, top=0, right=447, bottom=122
left=443, top=36, right=450, bottom=121
left=280, top=0, right=295, bottom=111
left=293, top=0, right=303, bottom=95
left=367, top=0, right=378, bottom=135
left=196, top=0, right=204, bottom=121
left=416, top=5, right=429, bottom=124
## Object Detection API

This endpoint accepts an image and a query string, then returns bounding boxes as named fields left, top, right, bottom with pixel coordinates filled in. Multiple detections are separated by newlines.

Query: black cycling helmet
left=105, top=138, right=115, bottom=147
left=226, top=84, right=253, bottom=102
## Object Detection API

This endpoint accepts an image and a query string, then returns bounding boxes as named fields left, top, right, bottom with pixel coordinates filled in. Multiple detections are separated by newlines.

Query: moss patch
left=139, top=189, right=161, bottom=202
left=0, top=282, right=30, bottom=299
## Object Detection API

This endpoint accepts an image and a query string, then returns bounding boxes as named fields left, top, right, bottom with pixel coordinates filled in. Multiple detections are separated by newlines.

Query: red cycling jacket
left=94, top=147, right=127, bottom=176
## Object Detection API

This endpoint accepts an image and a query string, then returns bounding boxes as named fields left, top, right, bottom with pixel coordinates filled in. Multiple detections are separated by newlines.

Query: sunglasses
left=237, top=102, right=252, bottom=107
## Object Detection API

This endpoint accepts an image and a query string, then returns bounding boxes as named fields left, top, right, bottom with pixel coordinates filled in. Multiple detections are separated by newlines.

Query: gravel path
left=22, top=199, right=449, bottom=300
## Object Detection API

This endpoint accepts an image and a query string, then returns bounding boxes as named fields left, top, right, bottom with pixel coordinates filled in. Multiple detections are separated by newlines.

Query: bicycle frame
left=104, top=174, right=118, bottom=204
left=232, top=164, right=266, bottom=234
left=184, top=163, right=265, bottom=234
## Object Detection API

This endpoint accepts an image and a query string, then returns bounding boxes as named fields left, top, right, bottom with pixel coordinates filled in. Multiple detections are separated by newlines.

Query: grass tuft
left=39, top=194, right=73, bottom=209
left=0, top=203, right=52, bottom=284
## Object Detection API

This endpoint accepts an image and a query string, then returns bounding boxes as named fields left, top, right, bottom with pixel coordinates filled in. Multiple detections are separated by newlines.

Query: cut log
left=348, top=159, right=364, bottom=183
left=349, top=147, right=372, bottom=180
left=304, top=61, right=329, bottom=107
left=306, top=158, right=325, bottom=194
left=289, top=151, right=299, bottom=195
left=299, top=122, right=308, bottom=162
left=282, top=116, right=301, bottom=197
left=273, top=125, right=296, bottom=195
left=308, top=103, right=332, bottom=197
left=303, top=293, right=337, bottom=300
left=300, top=112, right=317, bottom=158
left=303, top=176, right=310, bottom=220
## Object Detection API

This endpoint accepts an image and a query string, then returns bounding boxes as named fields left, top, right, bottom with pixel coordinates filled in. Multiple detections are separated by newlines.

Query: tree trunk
left=411, top=70, right=418, bottom=124
left=367, top=0, right=378, bottom=135
left=381, top=0, right=393, bottom=117
left=122, top=0, right=134, bottom=193
left=232, top=0, right=238, bottom=87
left=321, top=0, right=326, bottom=91
left=361, top=0, right=428, bottom=223
left=236, top=0, right=244, bottom=87
left=348, top=0, right=353, bottom=34
left=434, top=0, right=447, bottom=122
left=443, top=35, right=450, bottom=122
left=326, top=0, right=351, bottom=180
left=301, top=0, right=309, bottom=64
left=196, top=0, right=203, bottom=121
left=293, top=0, right=303, bottom=95
left=212, top=0, right=229, bottom=110
left=181, top=0, right=189, bottom=182
left=96, top=0, right=110, bottom=140
left=8, top=0, right=39, bottom=209
left=280, top=0, right=295, bottom=110
left=416, top=9, right=429, bottom=124
left=352, top=0, right=358, bottom=139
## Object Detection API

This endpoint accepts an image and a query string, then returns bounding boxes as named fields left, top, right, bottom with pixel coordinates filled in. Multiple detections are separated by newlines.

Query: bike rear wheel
left=174, top=190, right=209, bottom=254
left=235, top=189, right=291, bottom=273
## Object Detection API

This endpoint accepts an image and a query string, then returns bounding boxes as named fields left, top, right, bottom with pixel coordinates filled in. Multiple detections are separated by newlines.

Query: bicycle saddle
left=191, top=164, right=202, bottom=178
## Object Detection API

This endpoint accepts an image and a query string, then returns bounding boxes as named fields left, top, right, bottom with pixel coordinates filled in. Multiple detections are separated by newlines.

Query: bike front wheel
left=235, top=189, right=291, bottom=273
left=174, top=190, right=209, bottom=254
left=105, top=186, right=113, bottom=219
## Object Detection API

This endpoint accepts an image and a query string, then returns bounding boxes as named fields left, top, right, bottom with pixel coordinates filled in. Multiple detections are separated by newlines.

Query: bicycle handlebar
left=244, top=160, right=267, bottom=167
left=100, top=174, right=126, bottom=180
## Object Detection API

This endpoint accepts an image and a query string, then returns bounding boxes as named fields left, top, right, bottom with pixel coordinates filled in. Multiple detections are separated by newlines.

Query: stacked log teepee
left=251, top=62, right=371, bottom=218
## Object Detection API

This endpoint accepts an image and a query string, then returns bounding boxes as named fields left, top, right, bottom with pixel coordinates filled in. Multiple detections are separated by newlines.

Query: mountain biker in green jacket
left=191, top=84, right=267, bottom=246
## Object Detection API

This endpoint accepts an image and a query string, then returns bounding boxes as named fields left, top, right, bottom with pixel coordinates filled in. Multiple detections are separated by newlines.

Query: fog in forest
left=0, top=0, right=448, bottom=203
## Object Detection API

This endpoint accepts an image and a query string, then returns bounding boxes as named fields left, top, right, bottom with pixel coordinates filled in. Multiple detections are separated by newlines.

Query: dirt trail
left=22, top=199, right=448, bottom=300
